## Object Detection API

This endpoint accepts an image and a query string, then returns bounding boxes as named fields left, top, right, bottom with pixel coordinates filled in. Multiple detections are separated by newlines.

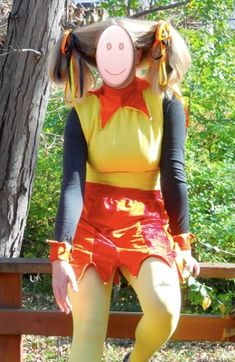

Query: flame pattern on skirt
left=70, top=182, right=184, bottom=284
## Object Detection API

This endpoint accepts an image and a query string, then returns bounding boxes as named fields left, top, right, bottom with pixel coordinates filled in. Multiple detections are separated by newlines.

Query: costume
left=48, top=77, right=192, bottom=282
left=47, top=17, right=198, bottom=361
left=48, top=77, right=194, bottom=362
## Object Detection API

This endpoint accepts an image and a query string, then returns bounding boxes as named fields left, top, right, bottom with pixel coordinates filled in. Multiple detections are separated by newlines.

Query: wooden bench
left=0, top=258, right=234, bottom=362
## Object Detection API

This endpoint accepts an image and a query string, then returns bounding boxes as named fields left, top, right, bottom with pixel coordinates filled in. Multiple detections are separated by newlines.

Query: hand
left=182, top=250, right=200, bottom=277
left=51, top=260, right=78, bottom=314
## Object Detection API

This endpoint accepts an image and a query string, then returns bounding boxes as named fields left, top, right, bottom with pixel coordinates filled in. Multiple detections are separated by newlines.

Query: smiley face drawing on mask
left=96, top=25, right=135, bottom=88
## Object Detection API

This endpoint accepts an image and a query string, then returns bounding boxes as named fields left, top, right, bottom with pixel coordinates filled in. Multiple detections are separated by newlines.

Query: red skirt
left=69, top=182, right=184, bottom=284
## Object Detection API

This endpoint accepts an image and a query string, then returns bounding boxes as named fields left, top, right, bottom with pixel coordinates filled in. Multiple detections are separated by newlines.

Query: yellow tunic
left=48, top=82, right=186, bottom=281
left=74, top=87, right=163, bottom=191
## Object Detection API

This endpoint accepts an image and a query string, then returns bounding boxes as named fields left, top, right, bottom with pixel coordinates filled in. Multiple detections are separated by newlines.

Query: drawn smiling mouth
left=105, top=69, right=126, bottom=76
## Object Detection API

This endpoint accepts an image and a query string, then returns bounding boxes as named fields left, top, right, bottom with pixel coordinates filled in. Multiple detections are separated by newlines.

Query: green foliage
left=22, top=89, right=69, bottom=258
left=23, top=1, right=235, bottom=314
left=182, top=278, right=235, bottom=316
left=182, top=1, right=235, bottom=265
left=23, top=274, right=55, bottom=310
left=101, top=0, right=141, bottom=17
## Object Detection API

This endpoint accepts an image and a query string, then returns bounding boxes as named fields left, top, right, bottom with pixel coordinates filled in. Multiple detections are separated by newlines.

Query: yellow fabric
left=74, top=87, right=163, bottom=190
left=67, top=258, right=181, bottom=362
left=67, top=267, right=113, bottom=362
left=151, top=21, right=171, bottom=87
left=122, top=257, right=181, bottom=362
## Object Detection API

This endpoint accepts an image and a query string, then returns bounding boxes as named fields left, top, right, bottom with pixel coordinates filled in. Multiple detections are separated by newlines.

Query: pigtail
left=150, top=21, right=171, bottom=88
left=147, top=21, right=191, bottom=126
left=49, top=30, right=94, bottom=104
left=61, top=30, right=86, bottom=102
left=148, top=21, right=191, bottom=96
left=49, top=34, right=68, bottom=83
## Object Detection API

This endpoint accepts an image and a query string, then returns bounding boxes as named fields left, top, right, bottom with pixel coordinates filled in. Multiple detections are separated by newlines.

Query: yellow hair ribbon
left=64, top=54, right=82, bottom=103
left=151, top=22, right=171, bottom=87
left=61, top=30, right=83, bottom=103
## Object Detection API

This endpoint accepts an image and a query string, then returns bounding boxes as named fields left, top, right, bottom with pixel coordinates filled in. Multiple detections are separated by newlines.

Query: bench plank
left=0, top=309, right=234, bottom=342
left=0, top=258, right=235, bottom=278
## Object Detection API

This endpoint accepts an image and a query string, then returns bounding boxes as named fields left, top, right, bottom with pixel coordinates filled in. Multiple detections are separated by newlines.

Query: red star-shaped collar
left=90, top=77, right=150, bottom=128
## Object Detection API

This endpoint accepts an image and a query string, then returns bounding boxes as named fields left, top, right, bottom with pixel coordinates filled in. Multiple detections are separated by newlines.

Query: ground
left=21, top=276, right=235, bottom=361
left=23, top=335, right=235, bottom=361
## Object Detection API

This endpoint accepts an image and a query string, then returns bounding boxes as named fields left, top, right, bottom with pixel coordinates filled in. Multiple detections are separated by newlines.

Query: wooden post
left=0, top=273, right=22, bottom=362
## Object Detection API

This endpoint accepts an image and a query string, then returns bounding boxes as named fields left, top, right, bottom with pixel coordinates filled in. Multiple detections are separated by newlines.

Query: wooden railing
left=0, top=258, right=234, bottom=362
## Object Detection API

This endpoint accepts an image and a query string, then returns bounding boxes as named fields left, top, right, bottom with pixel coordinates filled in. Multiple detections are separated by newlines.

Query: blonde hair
left=49, top=17, right=191, bottom=102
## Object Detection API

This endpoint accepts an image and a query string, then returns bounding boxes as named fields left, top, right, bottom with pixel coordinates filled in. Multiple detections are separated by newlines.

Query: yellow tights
left=67, top=258, right=181, bottom=362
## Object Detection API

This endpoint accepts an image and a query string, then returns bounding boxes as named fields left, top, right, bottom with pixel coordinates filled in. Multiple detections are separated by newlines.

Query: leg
left=67, top=266, right=113, bottom=362
left=120, top=257, right=181, bottom=362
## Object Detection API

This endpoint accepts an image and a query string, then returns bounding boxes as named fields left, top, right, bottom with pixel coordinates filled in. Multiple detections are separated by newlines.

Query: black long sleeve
left=55, top=98, right=189, bottom=243
left=54, top=108, right=87, bottom=245
left=160, top=96, right=189, bottom=235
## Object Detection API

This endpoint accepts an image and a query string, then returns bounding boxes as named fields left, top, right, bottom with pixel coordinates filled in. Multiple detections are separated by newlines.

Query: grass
left=23, top=336, right=235, bottom=361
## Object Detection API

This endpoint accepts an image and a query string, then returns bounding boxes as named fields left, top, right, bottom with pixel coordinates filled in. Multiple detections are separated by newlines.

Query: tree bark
left=0, top=0, right=65, bottom=257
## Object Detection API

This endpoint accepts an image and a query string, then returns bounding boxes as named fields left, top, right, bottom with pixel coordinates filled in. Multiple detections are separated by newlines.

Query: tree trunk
left=126, top=0, right=131, bottom=17
left=0, top=0, right=65, bottom=257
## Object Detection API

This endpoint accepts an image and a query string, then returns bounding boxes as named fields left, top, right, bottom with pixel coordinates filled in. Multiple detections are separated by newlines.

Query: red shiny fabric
left=70, top=182, right=183, bottom=284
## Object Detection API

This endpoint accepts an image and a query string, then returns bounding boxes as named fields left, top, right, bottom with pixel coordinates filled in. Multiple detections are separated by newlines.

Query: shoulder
left=162, top=94, right=186, bottom=139
left=73, top=93, right=99, bottom=110
left=143, top=86, right=163, bottom=120
left=143, top=86, right=162, bottom=103
left=163, top=94, right=185, bottom=117
left=72, top=93, right=100, bottom=143
left=73, top=93, right=100, bottom=125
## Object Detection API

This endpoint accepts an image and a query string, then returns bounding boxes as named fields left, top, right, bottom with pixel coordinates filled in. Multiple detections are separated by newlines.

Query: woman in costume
left=48, top=18, right=200, bottom=362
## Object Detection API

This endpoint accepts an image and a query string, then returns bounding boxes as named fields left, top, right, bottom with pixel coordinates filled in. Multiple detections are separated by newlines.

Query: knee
left=145, top=300, right=180, bottom=333
left=160, top=305, right=179, bottom=331
left=73, top=312, right=108, bottom=340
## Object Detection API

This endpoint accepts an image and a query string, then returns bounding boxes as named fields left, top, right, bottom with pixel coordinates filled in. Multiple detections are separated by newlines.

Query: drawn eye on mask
left=96, top=25, right=135, bottom=87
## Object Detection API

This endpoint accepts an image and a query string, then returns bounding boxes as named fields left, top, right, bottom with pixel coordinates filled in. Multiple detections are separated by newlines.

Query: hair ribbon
left=151, top=22, right=171, bottom=87
left=61, top=30, right=84, bottom=102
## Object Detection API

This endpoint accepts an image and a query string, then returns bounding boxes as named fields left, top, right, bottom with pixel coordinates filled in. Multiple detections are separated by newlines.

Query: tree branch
left=0, top=46, right=41, bottom=57
left=131, top=0, right=190, bottom=19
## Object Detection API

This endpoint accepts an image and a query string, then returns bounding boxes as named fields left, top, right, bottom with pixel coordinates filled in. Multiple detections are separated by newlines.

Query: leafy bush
left=21, top=89, right=68, bottom=258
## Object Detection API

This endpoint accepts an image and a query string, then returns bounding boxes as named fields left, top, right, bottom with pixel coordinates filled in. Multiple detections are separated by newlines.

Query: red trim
left=47, top=240, right=72, bottom=262
left=172, top=233, right=195, bottom=250
left=90, top=77, right=150, bottom=127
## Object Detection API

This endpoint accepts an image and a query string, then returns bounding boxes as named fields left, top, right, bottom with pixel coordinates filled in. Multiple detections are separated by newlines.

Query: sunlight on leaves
left=202, top=296, right=212, bottom=310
